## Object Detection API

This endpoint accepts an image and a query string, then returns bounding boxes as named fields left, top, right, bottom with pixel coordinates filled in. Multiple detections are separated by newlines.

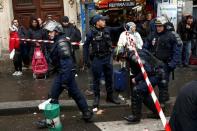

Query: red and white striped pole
left=125, top=31, right=171, bottom=131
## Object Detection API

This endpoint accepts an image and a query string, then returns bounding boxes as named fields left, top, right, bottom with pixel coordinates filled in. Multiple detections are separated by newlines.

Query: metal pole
left=85, top=1, right=90, bottom=34
left=80, top=1, right=85, bottom=42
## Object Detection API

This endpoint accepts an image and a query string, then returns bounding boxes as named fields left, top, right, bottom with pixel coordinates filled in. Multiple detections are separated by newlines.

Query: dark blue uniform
left=49, top=34, right=89, bottom=113
left=84, top=26, right=123, bottom=106
left=124, top=49, right=165, bottom=122
left=170, top=81, right=197, bottom=131
left=145, top=29, right=182, bottom=103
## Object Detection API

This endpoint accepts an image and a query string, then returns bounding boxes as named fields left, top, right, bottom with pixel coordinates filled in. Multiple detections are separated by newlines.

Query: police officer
left=115, top=24, right=165, bottom=123
left=83, top=14, right=123, bottom=108
left=36, top=21, right=93, bottom=128
left=145, top=16, right=182, bottom=105
left=122, top=49, right=165, bottom=123
left=170, top=81, right=197, bottom=131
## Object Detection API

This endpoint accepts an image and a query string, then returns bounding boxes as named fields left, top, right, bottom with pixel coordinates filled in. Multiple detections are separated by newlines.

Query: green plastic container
left=44, top=103, right=63, bottom=131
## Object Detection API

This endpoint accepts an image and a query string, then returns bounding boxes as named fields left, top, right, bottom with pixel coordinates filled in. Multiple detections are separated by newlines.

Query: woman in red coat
left=9, top=19, right=23, bottom=76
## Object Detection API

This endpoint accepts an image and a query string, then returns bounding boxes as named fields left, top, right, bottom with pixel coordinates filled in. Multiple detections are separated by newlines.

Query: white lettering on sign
left=108, top=2, right=135, bottom=8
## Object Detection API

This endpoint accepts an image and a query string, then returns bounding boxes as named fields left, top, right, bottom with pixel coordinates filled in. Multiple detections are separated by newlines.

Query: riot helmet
left=155, top=16, right=168, bottom=26
left=44, top=20, right=63, bottom=33
left=125, top=22, right=136, bottom=32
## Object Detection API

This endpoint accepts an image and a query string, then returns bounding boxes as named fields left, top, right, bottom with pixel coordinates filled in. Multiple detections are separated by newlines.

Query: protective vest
left=91, top=28, right=112, bottom=56
left=58, top=39, right=72, bottom=59
left=129, top=49, right=164, bottom=74
left=49, top=36, right=72, bottom=68
left=153, top=31, right=174, bottom=62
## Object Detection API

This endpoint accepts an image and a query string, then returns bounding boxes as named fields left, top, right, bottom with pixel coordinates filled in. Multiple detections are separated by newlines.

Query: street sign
left=108, top=1, right=135, bottom=8
left=97, top=1, right=135, bottom=9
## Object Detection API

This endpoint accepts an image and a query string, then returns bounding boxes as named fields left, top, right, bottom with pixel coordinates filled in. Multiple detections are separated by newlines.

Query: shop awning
left=96, top=0, right=135, bottom=9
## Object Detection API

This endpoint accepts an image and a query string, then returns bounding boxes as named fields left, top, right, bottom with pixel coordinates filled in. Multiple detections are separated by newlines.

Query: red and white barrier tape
left=0, top=37, right=84, bottom=45
left=125, top=31, right=171, bottom=131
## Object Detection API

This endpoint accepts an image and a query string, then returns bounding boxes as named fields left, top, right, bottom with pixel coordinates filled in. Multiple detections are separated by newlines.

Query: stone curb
left=0, top=99, right=130, bottom=116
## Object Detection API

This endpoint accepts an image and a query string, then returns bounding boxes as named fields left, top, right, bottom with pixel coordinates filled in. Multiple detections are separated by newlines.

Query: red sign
left=97, top=0, right=135, bottom=9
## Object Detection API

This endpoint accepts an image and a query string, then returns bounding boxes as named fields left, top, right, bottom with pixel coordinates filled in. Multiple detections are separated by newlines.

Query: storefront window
left=194, top=0, right=197, bottom=5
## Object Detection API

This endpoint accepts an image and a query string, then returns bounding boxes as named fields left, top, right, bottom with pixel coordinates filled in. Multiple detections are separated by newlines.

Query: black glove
left=168, top=62, right=176, bottom=71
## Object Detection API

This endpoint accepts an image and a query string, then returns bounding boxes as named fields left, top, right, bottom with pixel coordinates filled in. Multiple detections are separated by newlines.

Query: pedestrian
left=61, top=16, right=81, bottom=66
left=35, top=20, right=93, bottom=128
left=169, top=80, right=197, bottom=131
left=9, top=19, right=23, bottom=76
left=43, top=14, right=55, bottom=26
left=37, top=17, right=43, bottom=28
left=145, top=16, right=182, bottom=106
left=136, top=14, right=146, bottom=41
left=83, top=14, right=123, bottom=108
left=27, top=17, right=46, bottom=63
left=11, top=19, right=28, bottom=69
left=118, top=22, right=143, bottom=50
left=177, top=15, right=195, bottom=67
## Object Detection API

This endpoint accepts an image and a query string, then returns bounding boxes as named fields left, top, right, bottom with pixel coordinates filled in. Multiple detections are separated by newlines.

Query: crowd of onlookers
left=134, top=13, right=197, bottom=67
left=8, top=13, right=197, bottom=76
left=9, top=15, right=81, bottom=76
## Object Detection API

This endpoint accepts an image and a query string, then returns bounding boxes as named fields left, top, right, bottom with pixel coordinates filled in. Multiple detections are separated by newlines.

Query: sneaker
left=16, top=71, right=23, bottom=76
left=12, top=71, right=18, bottom=76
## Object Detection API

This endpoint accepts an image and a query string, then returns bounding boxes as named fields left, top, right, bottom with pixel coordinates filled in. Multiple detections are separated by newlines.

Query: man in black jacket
left=177, top=15, right=195, bottom=67
left=61, top=16, right=81, bottom=65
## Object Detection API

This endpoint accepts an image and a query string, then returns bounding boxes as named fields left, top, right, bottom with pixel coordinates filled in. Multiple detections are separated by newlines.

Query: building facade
left=194, top=0, right=197, bottom=17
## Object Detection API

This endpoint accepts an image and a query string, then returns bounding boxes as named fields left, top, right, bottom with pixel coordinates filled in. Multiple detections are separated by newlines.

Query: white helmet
left=44, top=20, right=63, bottom=33
left=155, top=16, right=168, bottom=26
left=125, top=22, right=136, bottom=31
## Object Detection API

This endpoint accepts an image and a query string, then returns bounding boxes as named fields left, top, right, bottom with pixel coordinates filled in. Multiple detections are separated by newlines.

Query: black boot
left=159, top=87, right=170, bottom=105
left=82, top=109, right=94, bottom=122
left=143, top=94, right=159, bottom=119
left=93, top=95, right=100, bottom=108
left=34, top=119, right=48, bottom=129
left=124, top=88, right=142, bottom=124
left=106, top=93, right=120, bottom=104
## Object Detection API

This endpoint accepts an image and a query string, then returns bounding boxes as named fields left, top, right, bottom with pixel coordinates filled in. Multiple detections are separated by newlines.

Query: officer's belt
left=94, top=53, right=110, bottom=59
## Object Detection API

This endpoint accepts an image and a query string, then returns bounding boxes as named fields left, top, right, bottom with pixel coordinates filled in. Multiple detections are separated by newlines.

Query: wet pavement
left=0, top=59, right=195, bottom=131
left=0, top=59, right=196, bottom=102
left=0, top=107, right=167, bottom=131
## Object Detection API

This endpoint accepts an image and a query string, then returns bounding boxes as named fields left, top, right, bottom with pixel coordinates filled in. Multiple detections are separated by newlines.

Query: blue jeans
left=183, top=41, right=192, bottom=65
